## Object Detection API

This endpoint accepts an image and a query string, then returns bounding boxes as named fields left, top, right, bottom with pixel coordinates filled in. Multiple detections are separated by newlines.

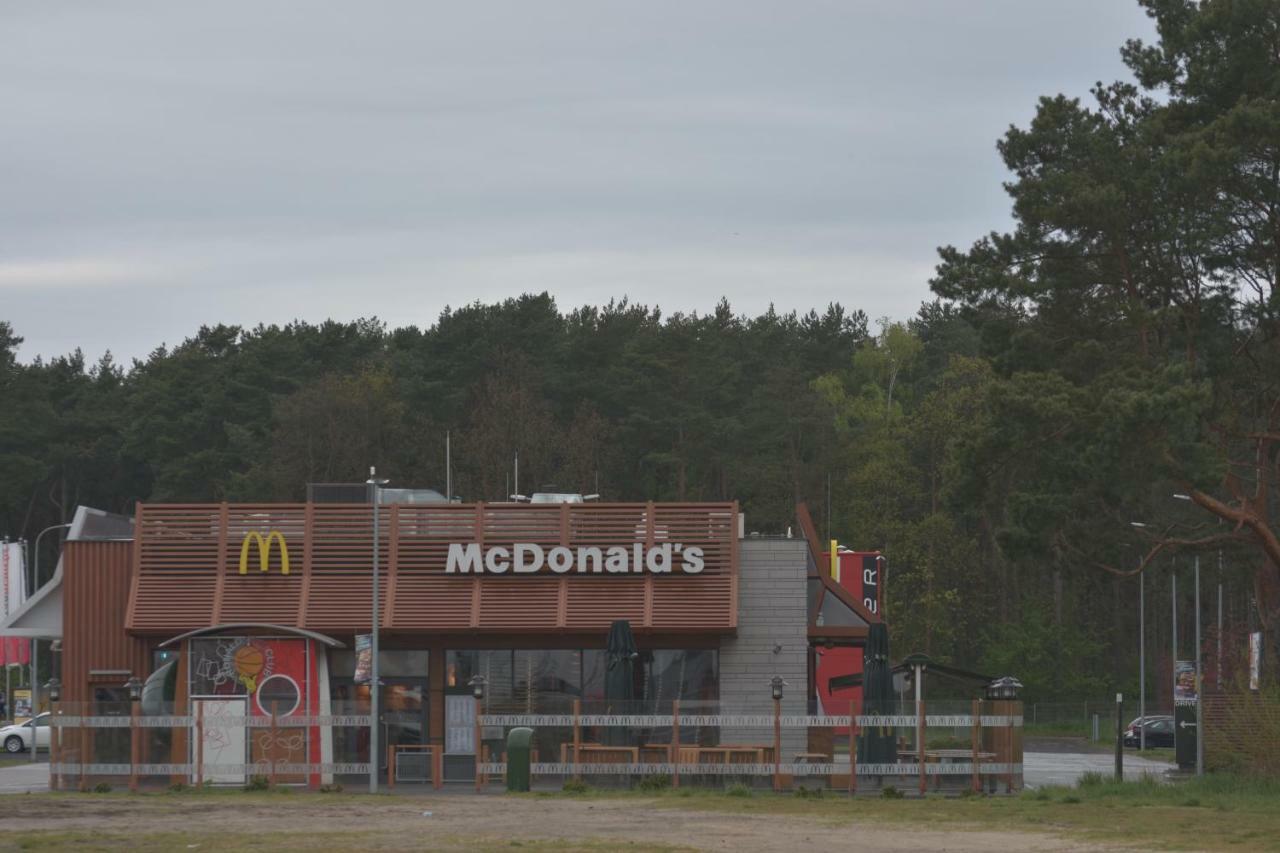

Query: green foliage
left=244, top=775, right=271, bottom=792
left=636, top=774, right=670, bottom=792
left=561, top=779, right=590, bottom=795
left=92, top=782, right=112, bottom=794
left=880, top=786, right=903, bottom=799
left=725, top=783, right=752, bottom=798
left=979, top=606, right=1109, bottom=702
left=793, top=784, right=823, bottom=799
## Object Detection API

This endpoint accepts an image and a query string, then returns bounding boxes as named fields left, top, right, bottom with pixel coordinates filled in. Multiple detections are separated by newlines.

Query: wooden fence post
left=848, top=696, right=857, bottom=798
left=971, top=699, right=981, bottom=794
left=670, top=699, right=680, bottom=789
left=572, top=699, right=582, bottom=783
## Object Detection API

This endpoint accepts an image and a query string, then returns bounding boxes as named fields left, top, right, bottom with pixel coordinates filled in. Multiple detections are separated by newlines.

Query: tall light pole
left=1172, top=494, right=1203, bottom=776
left=1130, top=521, right=1147, bottom=751
left=30, top=522, right=72, bottom=596
left=1195, top=553, right=1203, bottom=776
left=367, top=469, right=389, bottom=794
left=28, top=522, right=71, bottom=764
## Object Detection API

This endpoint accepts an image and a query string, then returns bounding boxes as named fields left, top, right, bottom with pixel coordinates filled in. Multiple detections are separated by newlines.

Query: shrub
left=244, top=774, right=271, bottom=792
left=561, top=779, right=590, bottom=794
left=881, top=785, right=903, bottom=799
left=1061, top=795, right=1081, bottom=804
left=726, top=783, right=752, bottom=798
left=92, top=782, right=112, bottom=794
left=637, top=774, right=670, bottom=793
left=1181, top=797, right=1201, bottom=807
left=168, top=782, right=189, bottom=793
left=1078, top=771, right=1106, bottom=788
left=794, top=785, right=824, bottom=799
left=319, top=783, right=344, bottom=793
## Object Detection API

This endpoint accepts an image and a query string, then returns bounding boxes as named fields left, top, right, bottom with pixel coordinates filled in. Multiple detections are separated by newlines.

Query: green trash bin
left=506, top=727, right=534, bottom=792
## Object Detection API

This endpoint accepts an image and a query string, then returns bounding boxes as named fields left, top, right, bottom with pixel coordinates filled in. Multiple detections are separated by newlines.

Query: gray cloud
left=1, top=0, right=1155, bottom=362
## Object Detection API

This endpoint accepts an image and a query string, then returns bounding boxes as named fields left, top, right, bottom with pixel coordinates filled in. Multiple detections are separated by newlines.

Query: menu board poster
left=445, top=694, right=475, bottom=754
left=353, top=634, right=372, bottom=685
left=1249, top=632, right=1263, bottom=692
left=1174, top=660, right=1197, bottom=705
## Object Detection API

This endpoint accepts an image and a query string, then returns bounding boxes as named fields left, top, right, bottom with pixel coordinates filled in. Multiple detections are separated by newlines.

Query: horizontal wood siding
left=128, top=502, right=739, bottom=635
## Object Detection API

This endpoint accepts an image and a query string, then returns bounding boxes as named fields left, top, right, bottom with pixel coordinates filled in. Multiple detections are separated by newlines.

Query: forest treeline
left=4, top=0, right=1280, bottom=701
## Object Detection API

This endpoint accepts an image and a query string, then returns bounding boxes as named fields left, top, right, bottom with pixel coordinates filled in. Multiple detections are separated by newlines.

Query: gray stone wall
left=718, top=537, right=808, bottom=757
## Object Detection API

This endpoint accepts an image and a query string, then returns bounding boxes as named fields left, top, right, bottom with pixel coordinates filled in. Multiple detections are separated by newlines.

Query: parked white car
left=1, top=713, right=50, bottom=753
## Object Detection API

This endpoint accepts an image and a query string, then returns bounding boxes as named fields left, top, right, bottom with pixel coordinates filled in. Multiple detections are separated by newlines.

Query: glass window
left=330, top=650, right=428, bottom=678
left=817, top=589, right=869, bottom=627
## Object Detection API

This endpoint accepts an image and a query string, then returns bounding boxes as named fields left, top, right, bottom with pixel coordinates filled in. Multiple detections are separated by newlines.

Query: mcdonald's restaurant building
left=18, top=499, right=881, bottom=785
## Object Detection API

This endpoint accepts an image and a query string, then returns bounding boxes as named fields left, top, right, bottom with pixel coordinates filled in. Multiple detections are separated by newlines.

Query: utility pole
left=1195, top=554, right=1203, bottom=777
left=366, top=468, right=388, bottom=794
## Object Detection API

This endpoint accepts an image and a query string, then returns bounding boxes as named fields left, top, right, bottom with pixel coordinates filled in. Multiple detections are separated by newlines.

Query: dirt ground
left=0, top=793, right=1111, bottom=852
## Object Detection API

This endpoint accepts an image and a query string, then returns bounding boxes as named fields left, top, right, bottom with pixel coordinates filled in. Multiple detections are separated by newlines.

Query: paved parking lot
left=0, top=761, right=50, bottom=794
left=1024, top=750, right=1172, bottom=788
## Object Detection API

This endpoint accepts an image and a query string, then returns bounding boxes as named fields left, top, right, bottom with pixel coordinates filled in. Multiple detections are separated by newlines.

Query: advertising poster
left=12, top=688, right=32, bottom=723
left=353, top=634, right=372, bottom=685
left=1174, top=660, right=1197, bottom=705
left=1249, top=632, right=1263, bottom=691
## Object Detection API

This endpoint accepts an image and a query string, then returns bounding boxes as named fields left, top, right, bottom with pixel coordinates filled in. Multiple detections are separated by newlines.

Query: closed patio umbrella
left=604, top=620, right=638, bottom=746
left=857, top=622, right=896, bottom=765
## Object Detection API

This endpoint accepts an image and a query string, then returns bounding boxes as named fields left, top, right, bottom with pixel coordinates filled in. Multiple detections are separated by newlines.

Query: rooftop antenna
left=514, top=450, right=519, bottom=497
left=445, top=431, right=452, bottom=502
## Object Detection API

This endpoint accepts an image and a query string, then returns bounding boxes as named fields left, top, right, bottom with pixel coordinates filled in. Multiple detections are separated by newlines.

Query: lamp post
left=469, top=675, right=486, bottom=793
left=1129, top=521, right=1148, bottom=752
left=45, top=678, right=60, bottom=791
left=1172, top=494, right=1203, bottom=776
left=770, top=676, right=785, bottom=792
left=27, top=522, right=71, bottom=765
left=125, top=676, right=143, bottom=792
left=366, top=469, right=389, bottom=794
left=30, top=522, right=72, bottom=596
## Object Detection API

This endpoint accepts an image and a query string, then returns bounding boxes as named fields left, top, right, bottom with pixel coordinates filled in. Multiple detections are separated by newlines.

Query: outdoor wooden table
left=925, top=749, right=996, bottom=791
left=560, top=744, right=641, bottom=766
left=790, top=752, right=830, bottom=778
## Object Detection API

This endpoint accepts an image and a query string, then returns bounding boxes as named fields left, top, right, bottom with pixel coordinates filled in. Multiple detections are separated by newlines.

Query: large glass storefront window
left=329, top=650, right=429, bottom=775
left=446, top=649, right=718, bottom=766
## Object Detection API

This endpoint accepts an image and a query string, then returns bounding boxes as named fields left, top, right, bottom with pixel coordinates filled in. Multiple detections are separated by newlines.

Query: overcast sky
left=2, top=1, right=1156, bottom=364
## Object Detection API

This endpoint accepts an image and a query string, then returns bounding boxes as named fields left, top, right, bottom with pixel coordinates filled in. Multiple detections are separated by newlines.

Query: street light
left=1172, top=493, right=1204, bottom=777
left=1129, top=521, right=1150, bottom=750
left=469, top=675, right=487, bottom=793
left=30, top=522, right=72, bottom=595
left=27, top=522, right=72, bottom=764
left=366, top=468, right=389, bottom=795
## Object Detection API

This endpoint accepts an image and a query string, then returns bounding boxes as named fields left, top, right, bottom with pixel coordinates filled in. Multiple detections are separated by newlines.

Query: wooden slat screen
left=128, top=501, right=739, bottom=635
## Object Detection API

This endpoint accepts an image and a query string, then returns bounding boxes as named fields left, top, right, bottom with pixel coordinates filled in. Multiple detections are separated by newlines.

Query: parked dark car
left=1123, top=715, right=1175, bottom=748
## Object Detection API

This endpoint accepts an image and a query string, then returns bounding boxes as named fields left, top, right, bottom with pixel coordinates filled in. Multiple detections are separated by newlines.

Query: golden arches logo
left=239, top=530, right=290, bottom=575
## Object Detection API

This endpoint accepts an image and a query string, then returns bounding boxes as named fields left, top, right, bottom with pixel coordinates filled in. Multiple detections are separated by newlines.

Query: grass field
left=561, top=773, right=1280, bottom=851
left=0, top=774, right=1277, bottom=851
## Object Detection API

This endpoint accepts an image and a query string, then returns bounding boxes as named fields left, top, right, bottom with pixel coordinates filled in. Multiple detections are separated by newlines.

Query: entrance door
left=192, top=698, right=247, bottom=785
left=381, top=681, right=427, bottom=777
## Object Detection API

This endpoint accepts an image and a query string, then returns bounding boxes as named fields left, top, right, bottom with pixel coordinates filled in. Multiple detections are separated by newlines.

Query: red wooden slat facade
left=64, top=541, right=152, bottom=703
left=128, top=501, right=739, bottom=636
